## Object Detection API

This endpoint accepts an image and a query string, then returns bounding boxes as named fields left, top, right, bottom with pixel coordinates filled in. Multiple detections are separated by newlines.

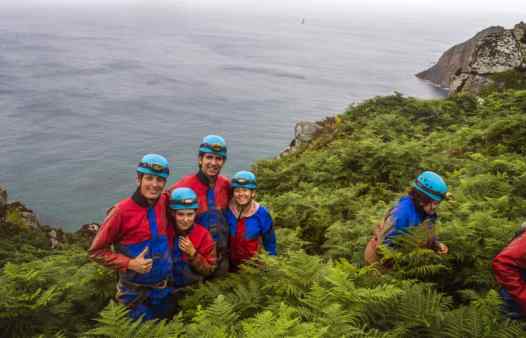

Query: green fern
left=84, top=301, right=185, bottom=338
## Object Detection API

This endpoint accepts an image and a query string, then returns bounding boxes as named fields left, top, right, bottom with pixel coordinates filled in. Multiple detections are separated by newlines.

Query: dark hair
left=408, top=187, right=434, bottom=206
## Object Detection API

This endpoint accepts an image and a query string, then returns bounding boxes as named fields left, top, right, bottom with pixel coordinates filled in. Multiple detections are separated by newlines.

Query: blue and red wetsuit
left=88, top=190, right=173, bottom=320
left=167, top=171, right=230, bottom=276
left=493, top=229, right=526, bottom=319
left=166, top=223, right=217, bottom=288
left=225, top=201, right=276, bottom=269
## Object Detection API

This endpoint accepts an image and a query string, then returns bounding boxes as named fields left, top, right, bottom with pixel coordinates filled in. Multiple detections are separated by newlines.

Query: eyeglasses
left=200, top=143, right=226, bottom=153
left=138, top=162, right=170, bottom=175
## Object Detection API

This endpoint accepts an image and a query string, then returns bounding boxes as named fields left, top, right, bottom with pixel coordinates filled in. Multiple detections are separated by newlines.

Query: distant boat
left=301, top=18, right=305, bottom=24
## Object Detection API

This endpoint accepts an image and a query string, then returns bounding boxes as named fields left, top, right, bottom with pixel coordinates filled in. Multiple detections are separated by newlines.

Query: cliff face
left=417, top=22, right=526, bottom=95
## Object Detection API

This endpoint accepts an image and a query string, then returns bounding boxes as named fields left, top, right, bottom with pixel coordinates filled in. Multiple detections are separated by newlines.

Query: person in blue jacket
left=224, top=170, right=276, bottom=271
left=364, top=171, right=449, bottom=265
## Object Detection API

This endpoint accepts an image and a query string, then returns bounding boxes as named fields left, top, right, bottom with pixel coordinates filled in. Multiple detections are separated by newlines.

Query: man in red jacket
left=492, top=223, right=526, bottom=319
left=89, top=154, right=173, bottom=320
left=167, top=135, right=230, bottom=277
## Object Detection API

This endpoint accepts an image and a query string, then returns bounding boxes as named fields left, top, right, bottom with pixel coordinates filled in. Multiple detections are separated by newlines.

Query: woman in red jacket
left=167, top=187, right=217, bottom=288
left=492, top=224, right=526, bottom=319
left=225, top=170, right=276, bottom=271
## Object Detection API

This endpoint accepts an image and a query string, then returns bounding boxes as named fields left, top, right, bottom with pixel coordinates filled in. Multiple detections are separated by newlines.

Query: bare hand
left=179, top=237, right=196, bottom=258
left=436, top=242, right=448, bottom=255
left=128, top=247, right=153, bottom=274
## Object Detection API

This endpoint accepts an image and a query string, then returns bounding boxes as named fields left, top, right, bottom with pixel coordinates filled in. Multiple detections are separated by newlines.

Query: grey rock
left=279, top=121, right=322, bottom=157
left=417, top=22, right=526, bottom=95
left=7, top=201, right=41, bottom=229
left=469, top=28, right=521, bottom=74
left=294, top=121, right=322, bottom=146
left=512, top=22, right=526, bottom=65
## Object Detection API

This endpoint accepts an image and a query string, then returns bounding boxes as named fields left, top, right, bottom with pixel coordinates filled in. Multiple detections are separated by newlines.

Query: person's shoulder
left=113, top=196, right=135, bottom=212
left=256, top=204, right=270, bottom=216
left=391, top=196, right=413, bottom=219
left=101, top=197, right=131, bottom=223
left=168, top=173, right=198, bottom=191
left=255, top=205, right=273, bottom=223
left=193, top=223, right=214, bottom=240
left=216, top=175, right=231, bottom=186
left=178, top=174, right=199, bottom=185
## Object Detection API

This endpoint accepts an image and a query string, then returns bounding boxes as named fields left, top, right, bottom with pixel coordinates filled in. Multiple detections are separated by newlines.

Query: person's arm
left=260, top=209, right=277, bottom=256
left=88, top=207, right=130, bottom=272
left=493, top=231, right=526, bottom=314
left=188, top=233, right=217, bottom=276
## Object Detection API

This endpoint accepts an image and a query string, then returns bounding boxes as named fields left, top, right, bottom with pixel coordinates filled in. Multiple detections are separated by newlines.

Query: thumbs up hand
left=128, top=247, right=153, bottom=274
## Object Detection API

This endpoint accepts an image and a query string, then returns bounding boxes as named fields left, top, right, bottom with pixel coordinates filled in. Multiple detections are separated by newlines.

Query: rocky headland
left=417, top=22, right=526, bottom=95
left=0, top=184, right=98, bottom=255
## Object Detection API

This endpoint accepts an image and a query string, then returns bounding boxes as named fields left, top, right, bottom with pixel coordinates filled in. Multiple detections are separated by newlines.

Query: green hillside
left=1, top=89, right=526, bottom=337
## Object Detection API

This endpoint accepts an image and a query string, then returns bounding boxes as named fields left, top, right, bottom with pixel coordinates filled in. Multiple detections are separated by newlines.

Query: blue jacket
left=383, top=196, right=437, bottom=247
left=225, top=202, right=276, bottom=267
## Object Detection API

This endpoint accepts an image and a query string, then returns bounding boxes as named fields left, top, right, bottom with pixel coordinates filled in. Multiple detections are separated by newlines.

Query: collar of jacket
left=197, top=169, right=212, bottom=186
left=175, top=224, right=194, bottom=237
left=132, top=188, right=158, bottom=208
left=229, top=199, right=260, bottom=219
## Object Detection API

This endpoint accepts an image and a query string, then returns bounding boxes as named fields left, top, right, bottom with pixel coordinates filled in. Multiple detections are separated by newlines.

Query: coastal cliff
left=417, top=22, right=526, bottom=95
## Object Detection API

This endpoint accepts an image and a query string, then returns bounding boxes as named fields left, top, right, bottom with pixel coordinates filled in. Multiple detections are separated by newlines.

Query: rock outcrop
left=417, top=22, right=526, bottom=95
left=7, top=201, right=41, bottom=229
left=279, top=117, right=339, bottom=157
left=0, top=185, right=98, bottom=248
left=279, top=121, right=323, bottom=157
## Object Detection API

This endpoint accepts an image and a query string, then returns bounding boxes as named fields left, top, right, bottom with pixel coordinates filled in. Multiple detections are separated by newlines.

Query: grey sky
left=2, top=0, right=524, bottom=13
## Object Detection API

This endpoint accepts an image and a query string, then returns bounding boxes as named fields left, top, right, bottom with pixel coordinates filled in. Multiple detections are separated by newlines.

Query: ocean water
left=0, top=3, right=523, bottom=230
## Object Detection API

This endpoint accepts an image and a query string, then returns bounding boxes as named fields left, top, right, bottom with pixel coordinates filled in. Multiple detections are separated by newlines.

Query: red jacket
left=88, top=191, right=170, bottom=272
left=168, top=223, right=217, bottom=286
left=493, top=230, right=526, bottom=314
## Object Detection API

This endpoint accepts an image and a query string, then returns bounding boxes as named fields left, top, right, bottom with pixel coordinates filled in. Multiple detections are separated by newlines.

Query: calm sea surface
left=0, top=4, right=523, bottom=230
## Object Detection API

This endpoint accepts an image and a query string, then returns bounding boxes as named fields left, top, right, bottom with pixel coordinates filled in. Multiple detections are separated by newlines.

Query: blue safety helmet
left=169, top=188, right=198, bottom=210
left=199, top=135, right=227, bottom=159
left=412, top=171, right=448, bottom=202
left=136, top=154, right=170, bottom=179
left=231, top=170, right=257, bottom=190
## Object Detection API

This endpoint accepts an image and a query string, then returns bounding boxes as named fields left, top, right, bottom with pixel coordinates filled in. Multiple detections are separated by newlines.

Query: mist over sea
left=0, top=2, right=523, bottom=230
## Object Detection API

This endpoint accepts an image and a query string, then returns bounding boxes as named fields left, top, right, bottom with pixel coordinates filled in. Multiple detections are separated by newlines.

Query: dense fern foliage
left=2, top=90, right=526, bottom=337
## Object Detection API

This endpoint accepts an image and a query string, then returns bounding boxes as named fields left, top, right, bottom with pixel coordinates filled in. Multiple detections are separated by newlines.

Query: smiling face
left=172, top=209, right=196, bottom=231
left=199, top=153, right=225, bottom=179
left=137, top=174, right=166, bottom=201
left=233, top=187, right=256, bottom=207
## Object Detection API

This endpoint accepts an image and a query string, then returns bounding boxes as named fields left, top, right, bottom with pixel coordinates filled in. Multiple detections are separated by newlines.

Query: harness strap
left=119, top=279, right=169, bottom=290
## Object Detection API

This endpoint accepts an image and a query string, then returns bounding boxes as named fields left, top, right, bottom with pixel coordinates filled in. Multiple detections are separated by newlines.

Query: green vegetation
left=2, top=89, right=526, bottom=337
left=481, top=69, right=526, bottom=95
